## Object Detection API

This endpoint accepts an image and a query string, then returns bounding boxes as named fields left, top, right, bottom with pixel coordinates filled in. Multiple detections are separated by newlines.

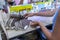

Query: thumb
left=25, top=16, right=28, bottom=18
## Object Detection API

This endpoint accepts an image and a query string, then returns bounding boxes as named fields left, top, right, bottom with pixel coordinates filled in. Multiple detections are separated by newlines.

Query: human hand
left=24, top=13, right=34, bottom=18
left=30, top=21, right=40, bottom=27
left=30, top=21, right=44, bottom=27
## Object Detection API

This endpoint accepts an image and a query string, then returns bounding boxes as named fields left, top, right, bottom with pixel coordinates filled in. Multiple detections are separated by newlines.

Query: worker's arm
left=34, top=9, right=56, bottom=17
left=30, top=21, right=52, bottom=40
left=24, top=9, right=56, bottom=18
left=38, top=22, right=52, bottom=40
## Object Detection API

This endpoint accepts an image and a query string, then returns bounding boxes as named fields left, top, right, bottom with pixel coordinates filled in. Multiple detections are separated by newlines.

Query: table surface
left=0, top=31, right=2, bottom=40
left=7, top=26, right=36, bottom=39
left=6, top=19, right=52, bottom=39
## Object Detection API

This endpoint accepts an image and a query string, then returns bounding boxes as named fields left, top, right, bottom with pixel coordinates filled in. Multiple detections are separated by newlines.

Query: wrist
left=31, top=13, right=34, bottom=16
left=32, top=13, right=38, bottom=16
left=38, top=22, right=44, bottom=27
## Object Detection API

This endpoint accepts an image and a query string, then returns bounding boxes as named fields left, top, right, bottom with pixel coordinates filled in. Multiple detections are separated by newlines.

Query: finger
left=25, top=14, right=31, bottom=18
left=25, top=16, right=28, bottom=18
left=24, top=14, right=28, bottom=17
left=30, top=22, right=35, bottom=26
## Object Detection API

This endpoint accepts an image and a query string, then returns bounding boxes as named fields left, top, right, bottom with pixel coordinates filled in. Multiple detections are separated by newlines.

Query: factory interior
left=0, top=0, right=60, bottom=40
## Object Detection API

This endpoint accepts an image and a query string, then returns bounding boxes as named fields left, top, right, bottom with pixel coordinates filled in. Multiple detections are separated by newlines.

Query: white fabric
left=28, top=16, right=54, bottom=26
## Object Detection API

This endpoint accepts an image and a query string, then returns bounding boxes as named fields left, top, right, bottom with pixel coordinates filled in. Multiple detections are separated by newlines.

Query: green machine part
left=10, top=4, right=33, bottom=13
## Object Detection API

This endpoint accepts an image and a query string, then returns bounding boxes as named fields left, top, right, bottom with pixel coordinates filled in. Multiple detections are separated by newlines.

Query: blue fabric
left=52, top=7, right=60, bottom=32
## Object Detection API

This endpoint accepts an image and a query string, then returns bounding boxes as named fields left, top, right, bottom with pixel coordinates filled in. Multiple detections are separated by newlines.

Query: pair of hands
left=24, top=13, right=41, bottom=27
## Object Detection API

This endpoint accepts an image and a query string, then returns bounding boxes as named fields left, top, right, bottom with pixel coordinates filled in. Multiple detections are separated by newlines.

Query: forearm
left=33, top=9, right=56, bottom=17
left=39, top=22, right=52, bottom=40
